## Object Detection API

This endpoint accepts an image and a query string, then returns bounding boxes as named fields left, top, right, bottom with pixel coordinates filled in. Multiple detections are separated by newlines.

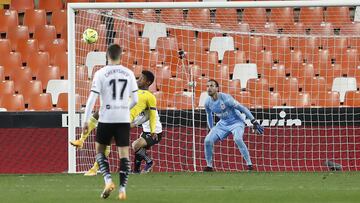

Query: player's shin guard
left=119, top=158, right=130, bottom=188
left=136, top=148, right=152, bottom=163
left=80, top=116, right=98, bottom=141
left=234, top=137, right=252, bottom=166
left=95, top=153, right=112, bottom=184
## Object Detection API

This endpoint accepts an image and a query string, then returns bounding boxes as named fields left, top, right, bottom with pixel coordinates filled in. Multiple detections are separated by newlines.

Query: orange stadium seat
left=323, top=36, right=348, bottom=56
left=246, top=78, right=269, bottom=93
left=285, top=92, right=312, bottom=107
left=312, top=49, right=331, bottom=73
left=0, top=66, right=4, bottom=81
left=16, top=39, right=38, bottom=64
left=159, top=78, right=185, bottom=94
left=129, top=64, right=143, bottom=78
left=153, top=91, right=173, bottom=109
left=252, top=91, right=283, bottom=108
left=24, top=9, right=47, bottom=34
left=128, top=37, right=150, bottom=55
left=262, top=64, right=286, bottom=86
left=270, top=8, right=294, bottom=28
left=189, top=64, right=203, bottom=79
left=156, top=37, right=178, bottom=54
left=221, top=79, right=241, bottom=95
left=291, top=63, right=315, bottom=80
left=292, top=36, right=321, bottom=58
left=242, top=8, right=267, bottom=29
left=76, top=80, right=91, bottom=106
left=342, top=22, right=360, bottom=35
left=34, top=25, right=57, bottom=51
left=51, top=10, right=67, bottom=35
left=39, top=0, right=63, bottom=12
left=194, top=76, right=209, bottom=97
left=160, top=9, right=184, bottom=24
left=283, top=50, right=303, bottom=71
left=326, top=7, right=351, bottom=27
left=0, top=10, right=18, bottom=33
left=234, top=91, right=251, bottom=108
left=0, top=80, right=15, bottom=95
left=28, top=93, right=54, bottom=111
left=7, top=25, right=30, bottom=51
left=27, top=51, right=50, bottom=76
left=131, top=9, right=156, bottom=22
left=46, top=39, right=67, bottom=64
left=0, top=94, right=25, bottom=111
left=340, top=49, right=359, bottom=75
left=12, top=67, right=32, bottom=92
left=37, top=66, right=60, bottom=88
left=187, top=9, right=212, bottom=27
left=275, top=77, right=299, bottom=97
left=299, top=7, right=324, bottom=27
left=344, top=91, right=360, bottom=107
left=222, top=50, right=246, bottom=72
left=255, top=50, right=273, bottom=70
left=300, top=76, right=328, bottom=97
left=56, top=92, right=69, bottom=110
left=211, top=64, right=230, bottom=81
left=155, top=65, right=171, bottom=86
left=316, top=91, right=340, bottom=107
left=18, top=80, right=43, bottom=104
left=173, top=93, right=193, bottom=110
left=76, top=65, right=89, bottom=81
left=0, top=39, right=11, bottom=54
left=0, top=52, right=22, bottom=77
left=53, top=51, right=68, bottom=78
left=267, top=36, right=290, bottom=62
left=10, top=0, right=35, bottom=12
left=216, top=8, right=238, bottom=28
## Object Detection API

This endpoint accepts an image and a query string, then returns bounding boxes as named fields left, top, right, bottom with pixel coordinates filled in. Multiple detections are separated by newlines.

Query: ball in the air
left=82, top=28, right=98, bottom=44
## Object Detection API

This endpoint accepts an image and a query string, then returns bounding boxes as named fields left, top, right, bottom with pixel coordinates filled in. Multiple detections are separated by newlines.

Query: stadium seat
left=56, top=92, right=69, bottom=110
left=246, top=78, right=269, bottom=93
left=51, top=10, right=67, bottom=35
left=10, top=0, right=35, bottom=12
left=38, top=0, right=63, bottom=12
left=16, top=39, right=38, bottom=64
left=242, top=8, right=267, bottom=28
left=0, top=52, right=22, bottom=77
left=27, top=51, right=50, bottom=76
left=173, top=93, right=193, bottom=110
left=127, top=37, right=150, bottom=55
left=37, top=66, right=60, bottom=88
left=154, top=91, right=173, bottom=109
left=340, top=49, right=359, bottom=74
left=232, top=63, right=258, bottom=89
left=158, top=78, right=185, bottom=94
left=216, top=8, right=238, bottom=28
left=46, top=79, right=68, bottom=105
left=46, top=39, right=67, bottom=64
left=76, top=65, right=88, bottom=81
left=331, top=77, right=357, bottom=103
left=211, top=64, right=230, bottom=81
left=275, top=77, right=299, bottom=96
left=156, top=37, right=179, bottom=56
left=221, top=79, right=241, bottom=95
left=189, top=64, right=203, bottom=79
left=85, top=51, right=106, bottom=78
left=12, top=67, right=32, bottom=92
left=262, top=64, right=286, bottom=87
left=300, top=76, right=328, bottom=99
left=323, top=36, right=348, bottom=56
left=291, top=63, right=315, bottom=80
left=267, top=36, right=290, bottom=62
left=0, top=80, right=15, bottom=96
left=28, top=93, right=54, bottom=111
left=160, top=9, right=184, bottom=24
left=315, top=91, right=340, bottom=107
left=198, top=91, right=209, bottom=108
left=0, top=39, right=11, bottom=54
left=299, top=7, right=324, bottom=27
left=255, top=50, right=273, bottom=70
left=120, top=51, right=136, bottom=68
left=7, top=25, right=30, bottom=51
left=53, top=51, right=68, bottom=78
left=0, top=94, right=25, bottom=111
left=293, top=36, right=321, bottom=60
left=341, top=22, right=360, bottom=35
left=284, top=50, right=303, bottom=71
left=325, top=7, right=351, bottom=27
left=0, top=66, right=4, bottom=81
left=0, top=10, right=18, bottom=33
left=313, top=49, right=331, bottom=73
left=252, top=91, right=283, bottom=108
left=18, top=80, right=43, bottom=104
left=234, top=23, right=250, bottom=32
left=209, top=36, right=235, bottom=61
left=222, top=50, right=246, bottom=73
left=233, top=91, right=251, bottom=108
left=285, top=92, right=312, bottom=107
left=76, top=80, right=91, bottom=106
left=186, top=9, right=212, bottom=27
left=34, top=25, right=57, bottom=51
left=131, top=9, right=157, bottom=22
left=194, top=76, right=209, bottom=97
left=142, top=22, right=167, bottom=49
left=344, top=91, right=360, bottom=107
left=270, top=7, right=294, bottom=28
left=24, top=9, right=47, bottom=34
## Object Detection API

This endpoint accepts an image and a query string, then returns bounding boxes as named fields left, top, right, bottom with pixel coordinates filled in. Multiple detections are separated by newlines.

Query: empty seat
left=233, top=91, right=251, bottom=108
left=232, top=63, right=258, bottom=88
left=221, top=79, right=241, bottom=95
left=187, top=9, right=212, bottom=27
left=0, top=52, right=22, bottom=77
left=85, top=51, right=106, bottom=77
left=198, top=91, right=209, bottom=108
left=7, top=25, right=30, bottom=51
left=344, top=91, right=360, bottom=107
left=39, top=0, right=63, bottom=12
left=28, top=93, right=53, bottom=111
left=246, top=78, right=269, bottom=93
left=211, top=64, right=230, bottom=82
left=209, top=36, right=235, bottom=61
left=275, top=77, right=299, bottom=96
left=0, top=10, right=18, bottom=33
left=252, top=91, right=283, bottom=108
left=0, top=39, right=11, bottom=54
left=291, top=63, right=315, bottom=79
left=53, top=52, right=68, bottom=78
left=326, top=7, right=351, bottom=26
left=46, top=38, right=67, bottom=64
left=24, top=9, right=47, bottom=34
left=12, top=67, right=32, bottom=92
left=10, top=0, right=35, bottom=12
left=216, top=8, right=238, bottom=28
left=270, top=8, right=294, bottom=28
left=27, top=51, right=50, bottom=76
left=51, top=10, right=67, bottom=35
left=222, top=50, right=246, bottom=72
left=16, top=39, right=39, bottom=64
left=160, top=9, right=184, bottom=24
left=285, top=92, right=312, bottom=107
left=316, top=91, right=340, bottom=107
left=242, top=8, right=267, bottom=29
left=142, top=22, right=167, bottom=49
left=154, top=91, right=174, bottom=109
left=34, top=25, right=57, bottom=51
left=299, top=7, right=324, bottom=27
left=0, top=80, right=15, bottom=95
left=0, top=94, right=25, bottom=111
left=0, top=66, right=3, bottom=81
left=46, top=79, right=68, bottom=105
left=173, top=93, right=193, bottom=110
left=158, top=78, right=185, bottom=94
left=331, top=77, right=357, bottom=102
left=37, top=66, right=60, bottom=88
left=18, top=80, right=43, bottom=104
left=156, top=37, right=179, bottom=55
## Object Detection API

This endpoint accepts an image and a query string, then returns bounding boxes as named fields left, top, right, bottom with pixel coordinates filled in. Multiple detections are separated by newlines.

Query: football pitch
left=1, top=172, right=360, bottom=203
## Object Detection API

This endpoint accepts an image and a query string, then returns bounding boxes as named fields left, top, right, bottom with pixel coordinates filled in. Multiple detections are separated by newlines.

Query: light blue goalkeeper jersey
left=205, top=92, right=255, bottom=129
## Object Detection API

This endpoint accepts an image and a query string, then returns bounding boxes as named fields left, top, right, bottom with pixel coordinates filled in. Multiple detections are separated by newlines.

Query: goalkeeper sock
left=119, top=158, right=130, bottom=188
left=136, top=148, right=152, bottom=163
left=95, top=153, right=112, bottom=184
left=80, top=116, right=98, bottom=141
left=204, top=136, right=215, bottom=168
left=234, top=136, right=252, bottom=166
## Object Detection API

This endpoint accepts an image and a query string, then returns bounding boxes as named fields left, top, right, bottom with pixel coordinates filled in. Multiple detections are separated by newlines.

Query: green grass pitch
left=1, top=172, right=360, bottom=203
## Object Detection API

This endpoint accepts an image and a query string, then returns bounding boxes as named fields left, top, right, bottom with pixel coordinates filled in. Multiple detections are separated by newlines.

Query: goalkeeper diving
left=71, top=70, right=162, bottom=175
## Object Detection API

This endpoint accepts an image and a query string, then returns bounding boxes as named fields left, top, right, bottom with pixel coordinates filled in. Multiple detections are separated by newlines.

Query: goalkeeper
left=203, top=79, right=264, bottom=172
left=71, top=70, right=161, bottom=175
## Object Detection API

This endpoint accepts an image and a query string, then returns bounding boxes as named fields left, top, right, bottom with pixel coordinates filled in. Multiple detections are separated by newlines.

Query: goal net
left=68, top=1, right=360, bottom=173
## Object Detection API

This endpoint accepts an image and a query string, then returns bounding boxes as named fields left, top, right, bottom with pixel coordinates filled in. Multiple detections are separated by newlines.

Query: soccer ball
left=82, top=28, right=98, bottom=44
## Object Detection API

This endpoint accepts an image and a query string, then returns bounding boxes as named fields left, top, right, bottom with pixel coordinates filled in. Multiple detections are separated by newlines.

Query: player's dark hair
left=106, top=44, right=122, bottom=61
left=208, top=79, right=219, bottom=88
left=142, top=70, right=155, bottom=85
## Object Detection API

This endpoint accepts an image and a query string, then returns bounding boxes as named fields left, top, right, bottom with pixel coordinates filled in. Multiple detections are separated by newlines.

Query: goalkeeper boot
left=100, top=182, right=115, bottom=199
left=247, top=165, right=254, bottom=171
left=142, top=161, right=154, bottom=173
left=70, top=139, right=84, bottom=149
left=84, top=165, right=99, bottom=176
left=203, top=166, right=214, bottom=172
left=118, top=189, right=127, bottom=200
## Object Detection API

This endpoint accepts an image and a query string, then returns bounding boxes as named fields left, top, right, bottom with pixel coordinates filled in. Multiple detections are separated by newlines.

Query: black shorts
left=141, top=132, right=162, bottom=148
left=96, top=122, right=130, bottom=147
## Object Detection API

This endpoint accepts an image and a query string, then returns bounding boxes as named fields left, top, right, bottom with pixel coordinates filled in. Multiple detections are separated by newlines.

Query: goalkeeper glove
left=251, top=119, right=264, bottom=135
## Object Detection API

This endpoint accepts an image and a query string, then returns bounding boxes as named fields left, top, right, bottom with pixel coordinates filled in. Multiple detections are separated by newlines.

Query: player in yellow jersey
left=70, top=70, right=160, bottom=175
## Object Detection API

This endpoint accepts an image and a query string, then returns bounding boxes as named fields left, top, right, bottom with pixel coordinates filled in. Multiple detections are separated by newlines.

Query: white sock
left=119, top=186, right=126, bottom=193
left=104, top=175, right=112, bottom=185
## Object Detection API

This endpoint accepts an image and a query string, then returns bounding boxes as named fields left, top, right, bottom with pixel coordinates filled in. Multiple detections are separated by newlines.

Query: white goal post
left=68, top=1, right=360, bottom=173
